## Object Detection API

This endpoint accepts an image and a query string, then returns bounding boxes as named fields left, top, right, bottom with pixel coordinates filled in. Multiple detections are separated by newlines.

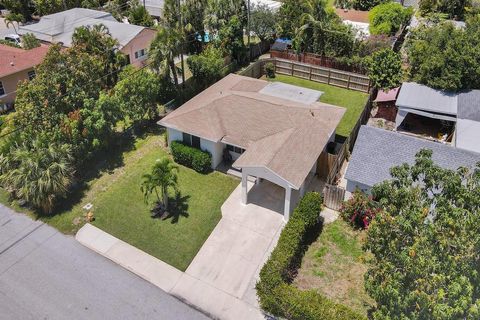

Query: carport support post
left=284, top=186, right=292, bottom=221
left=241, top=173, right=248, bottom=205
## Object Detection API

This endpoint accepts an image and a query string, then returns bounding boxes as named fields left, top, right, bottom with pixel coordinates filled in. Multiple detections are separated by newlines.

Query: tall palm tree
left=141, top=157, right=179, bottom=210
left=149, top=25, right=183, bottom=85
left=0, top=140, right=74, bottom=214
left=4, top=13, right=24, bottom=34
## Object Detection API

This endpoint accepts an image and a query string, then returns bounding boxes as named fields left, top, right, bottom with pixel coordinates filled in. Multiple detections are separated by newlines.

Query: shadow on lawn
left=165, top=192, right=190, bottom=224
left=45, top=125, right=165, bottom=219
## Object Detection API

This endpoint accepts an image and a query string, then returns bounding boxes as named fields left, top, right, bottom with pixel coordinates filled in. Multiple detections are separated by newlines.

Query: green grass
left=0, top=132, right=239, bottom=271
left=293, top=219, right=375, bottom=316
left=269, top=74, right=369, bottom=138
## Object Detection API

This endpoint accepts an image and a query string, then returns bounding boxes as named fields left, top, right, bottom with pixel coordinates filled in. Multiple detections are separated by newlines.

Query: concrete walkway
left=77, top=180, right=285, bottom=320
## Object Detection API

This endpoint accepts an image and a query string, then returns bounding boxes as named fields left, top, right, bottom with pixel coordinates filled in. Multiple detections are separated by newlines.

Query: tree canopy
left=407, top=16, right=480, bottom=91
left=366, top=48, right=403, bottom=90
left=369, top=2, right=413, bottom=36
left=365, top=149, right=480, bottom=319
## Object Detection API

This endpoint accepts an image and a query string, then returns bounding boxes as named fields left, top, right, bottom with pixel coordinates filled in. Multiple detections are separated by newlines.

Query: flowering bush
left=341, top=191, right=380, bottom=229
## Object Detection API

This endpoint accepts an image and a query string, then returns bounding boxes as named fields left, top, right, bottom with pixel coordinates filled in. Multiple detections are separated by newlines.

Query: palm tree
left=0, top=141, right=74, bottom=214
left=4, top=13, right=24, bottom=34
left=140, top=157, right=179, bottom=210
left=149, top=25, right=183, bottom=85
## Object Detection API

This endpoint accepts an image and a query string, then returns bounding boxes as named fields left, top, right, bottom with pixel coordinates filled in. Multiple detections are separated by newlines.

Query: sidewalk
left=77, top=223, right=268, bottom=320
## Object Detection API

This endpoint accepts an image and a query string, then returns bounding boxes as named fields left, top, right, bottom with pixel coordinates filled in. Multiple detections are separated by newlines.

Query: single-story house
left=395, top=82, right=480, bottom=153
left=159, top=74, right=345, bottom=220
left=345, top=125, right=480, bottom=194
left=18, top=8, right=156, bottom=67
left=0, top=44, right=50, bottom=110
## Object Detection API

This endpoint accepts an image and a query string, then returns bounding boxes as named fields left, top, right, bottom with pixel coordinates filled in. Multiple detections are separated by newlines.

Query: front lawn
left=0, top=131, right=239, bottom=271
left=293, top=219, right=375, bottom=316
left=91, top=141, right=239, bottom=271
left=269, top=74, right=369, bottom=138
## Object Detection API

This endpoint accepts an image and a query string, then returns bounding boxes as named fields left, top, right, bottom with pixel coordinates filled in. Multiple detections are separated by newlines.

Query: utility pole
left=177, top=0, right=186, bottom=87
left=247, top=0, right=251, bottom=62
left=143, top=0, right=146, bottom=8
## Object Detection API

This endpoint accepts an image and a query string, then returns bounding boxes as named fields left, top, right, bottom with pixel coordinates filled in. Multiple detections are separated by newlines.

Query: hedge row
left=170, top=141, right=212, bottom=174
left=256, top=192, right=366, bottom=320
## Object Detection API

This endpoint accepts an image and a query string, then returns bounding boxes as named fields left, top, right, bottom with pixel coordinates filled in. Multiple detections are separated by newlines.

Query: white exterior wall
left=456, top=119, right=480, bottom=153
left=167, top=127, right=224, bottom=169
left=200, top=138, right=224, bottom=169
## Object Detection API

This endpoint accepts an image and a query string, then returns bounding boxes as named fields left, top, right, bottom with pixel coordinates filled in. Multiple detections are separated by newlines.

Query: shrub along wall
left=256, top=192, right=366, bottom=320
left=170, top=141, right=212, bottom=174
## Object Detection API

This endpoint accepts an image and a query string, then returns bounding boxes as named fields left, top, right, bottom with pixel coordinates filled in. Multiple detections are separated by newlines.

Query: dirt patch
left=335, top=8, right=370, bottom=23
left=293, top=219, right=375, bottom=315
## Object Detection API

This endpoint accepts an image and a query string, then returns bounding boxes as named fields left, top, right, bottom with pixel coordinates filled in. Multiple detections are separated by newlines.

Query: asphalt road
left=0, top=205, right=210, bottom=320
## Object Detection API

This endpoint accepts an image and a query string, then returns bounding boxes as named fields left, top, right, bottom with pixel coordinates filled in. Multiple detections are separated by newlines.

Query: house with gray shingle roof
left=159, top=74, right=345, bottom=220
left=345, top=126, right=480, bottom=194
left=18, top=8, right=156, bottom=67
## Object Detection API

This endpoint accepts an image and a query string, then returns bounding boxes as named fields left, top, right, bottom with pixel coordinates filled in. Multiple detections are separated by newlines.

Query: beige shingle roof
left=159, top=74, right=345, bottom=189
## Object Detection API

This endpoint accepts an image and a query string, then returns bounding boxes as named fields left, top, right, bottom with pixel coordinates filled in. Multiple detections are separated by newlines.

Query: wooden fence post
left=347, top=75, right=351, bottom=90
left=309, top=66, right=312, bottom=80
left=327, top=69, right=331, bottom=85
left=291, top=62, right=295, bottom=76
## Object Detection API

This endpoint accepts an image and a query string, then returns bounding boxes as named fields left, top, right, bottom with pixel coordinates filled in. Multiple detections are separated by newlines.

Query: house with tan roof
left=159, top=74, right=345, bottom=220
left=0, top=44, right=50, bottom=111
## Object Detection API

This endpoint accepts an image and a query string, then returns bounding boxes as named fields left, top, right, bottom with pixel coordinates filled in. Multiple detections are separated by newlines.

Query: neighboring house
left=0, top=44, right=50, bottom=110
left=395, top=82, right=480, bottom=153
left=345, top=125, right=480, bottom=194
left=159, top=74, right=345, bottom=220
left=144, top=0, right=165, bottom=18
left=335, top=9, right=370, bottom=39
left=18, top=8, right=156, bottom=67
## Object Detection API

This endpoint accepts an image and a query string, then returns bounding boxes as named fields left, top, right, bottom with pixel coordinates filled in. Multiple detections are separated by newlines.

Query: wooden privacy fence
left=273, top=59, right=371, bottom=93
left=323, top=184, right=346, bottom=211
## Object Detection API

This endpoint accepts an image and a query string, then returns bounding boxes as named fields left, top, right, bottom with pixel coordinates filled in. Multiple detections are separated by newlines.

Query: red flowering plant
left=340, top=190, right=381, bottom=229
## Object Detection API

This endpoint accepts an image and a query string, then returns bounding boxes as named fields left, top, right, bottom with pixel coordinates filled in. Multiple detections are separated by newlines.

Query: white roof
left=396, top=82, right=458, bottom=115
left=144, top=0, right=164, bottom=17
left=19, top=8, right=145, bottom=48
left=252, top=0, right=282, bottom=10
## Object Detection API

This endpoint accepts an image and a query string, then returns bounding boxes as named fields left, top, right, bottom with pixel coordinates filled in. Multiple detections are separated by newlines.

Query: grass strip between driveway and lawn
left=268, top=74, right=370, bottom=138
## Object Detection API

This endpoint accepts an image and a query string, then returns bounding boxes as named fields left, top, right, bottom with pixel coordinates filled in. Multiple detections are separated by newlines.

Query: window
left=226, top=144, right=245, bottom=154
left=192, top=135, right=201, bottom=149
left=28, top=70, right=36, bottom=80
left=182, top=132, right=191, bottom=146
left=0, top=81, right=5, bottom=96
left=135, top=49, right=147, bottom=60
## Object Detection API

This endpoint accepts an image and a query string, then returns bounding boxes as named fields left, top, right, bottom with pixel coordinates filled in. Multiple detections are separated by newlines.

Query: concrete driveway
left=171, top=180, right=285, bottom=319
left=0, top=204, right=209, bottom=320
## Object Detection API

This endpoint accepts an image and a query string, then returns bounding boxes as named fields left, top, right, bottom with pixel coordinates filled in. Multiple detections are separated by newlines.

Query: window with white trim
left=134, top=48, right=147, bottom=59
left=0, top=81, right=5, bottom=96
left=28, top=70, right=36, bottom=80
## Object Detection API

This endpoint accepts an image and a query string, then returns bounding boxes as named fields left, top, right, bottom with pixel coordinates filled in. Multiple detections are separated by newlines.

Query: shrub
left=170, top=141, right=212, bottom=174
left=352, top=0, right=389, bottom=11
left=264, top=62, right=275, bottom=78
left=21, top=33, right=40, bottom=50
left=369, top=2, right=413, bottom=36
left=187, top=46, right=224, bottom=88
left=256, top=192, right=366, bottom=320
left=366, top=48, right=403, bottom=90
left=341, top=190, right=380, bottom=229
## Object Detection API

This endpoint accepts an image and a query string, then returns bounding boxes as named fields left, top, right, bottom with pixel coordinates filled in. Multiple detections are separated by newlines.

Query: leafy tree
left=127, top=0, right=155, bottom=27
left=369, top=2, right=413, bottom=36
left=187, top=45, right=224, bottom=87
left=217, top=15, right=246, bottom=62
left=32, top=0, right=63, bottom=16
left=366, top=48, right=403, bottom=90
left=407, top=17, right=480, bottom=91
left=365, top=149, right=480, bottom=320
left=0, top=140, right=74, bottom=214
left=182, top=0, right=208, bottom=51
left=250, top=3, right=277, bottom=41
left=113, top=66, right=164, bottom=122
left=21, top=33, right=40, bottom=49
left=276, top=0, right=310, bottom=38
left=296, top=0, right=355, bottom=57
left=149, top=25, right=182, bottom=85
left=204, top=0, right=246, bottom=32
left=419, top=0, right=469, bottom=20
left=0, top=0, right=31, bottom=21
left=141, top=157, right=179, bottom=210
left=352, top=0, right=389, bottom=10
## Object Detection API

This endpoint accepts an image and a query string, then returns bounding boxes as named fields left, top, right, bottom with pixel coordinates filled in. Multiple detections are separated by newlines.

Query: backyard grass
left=269, top=74, right=369, bottom=138
left=293, top=219, right=375, bottom=316
left=0, top=131, right=239, bottom=270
